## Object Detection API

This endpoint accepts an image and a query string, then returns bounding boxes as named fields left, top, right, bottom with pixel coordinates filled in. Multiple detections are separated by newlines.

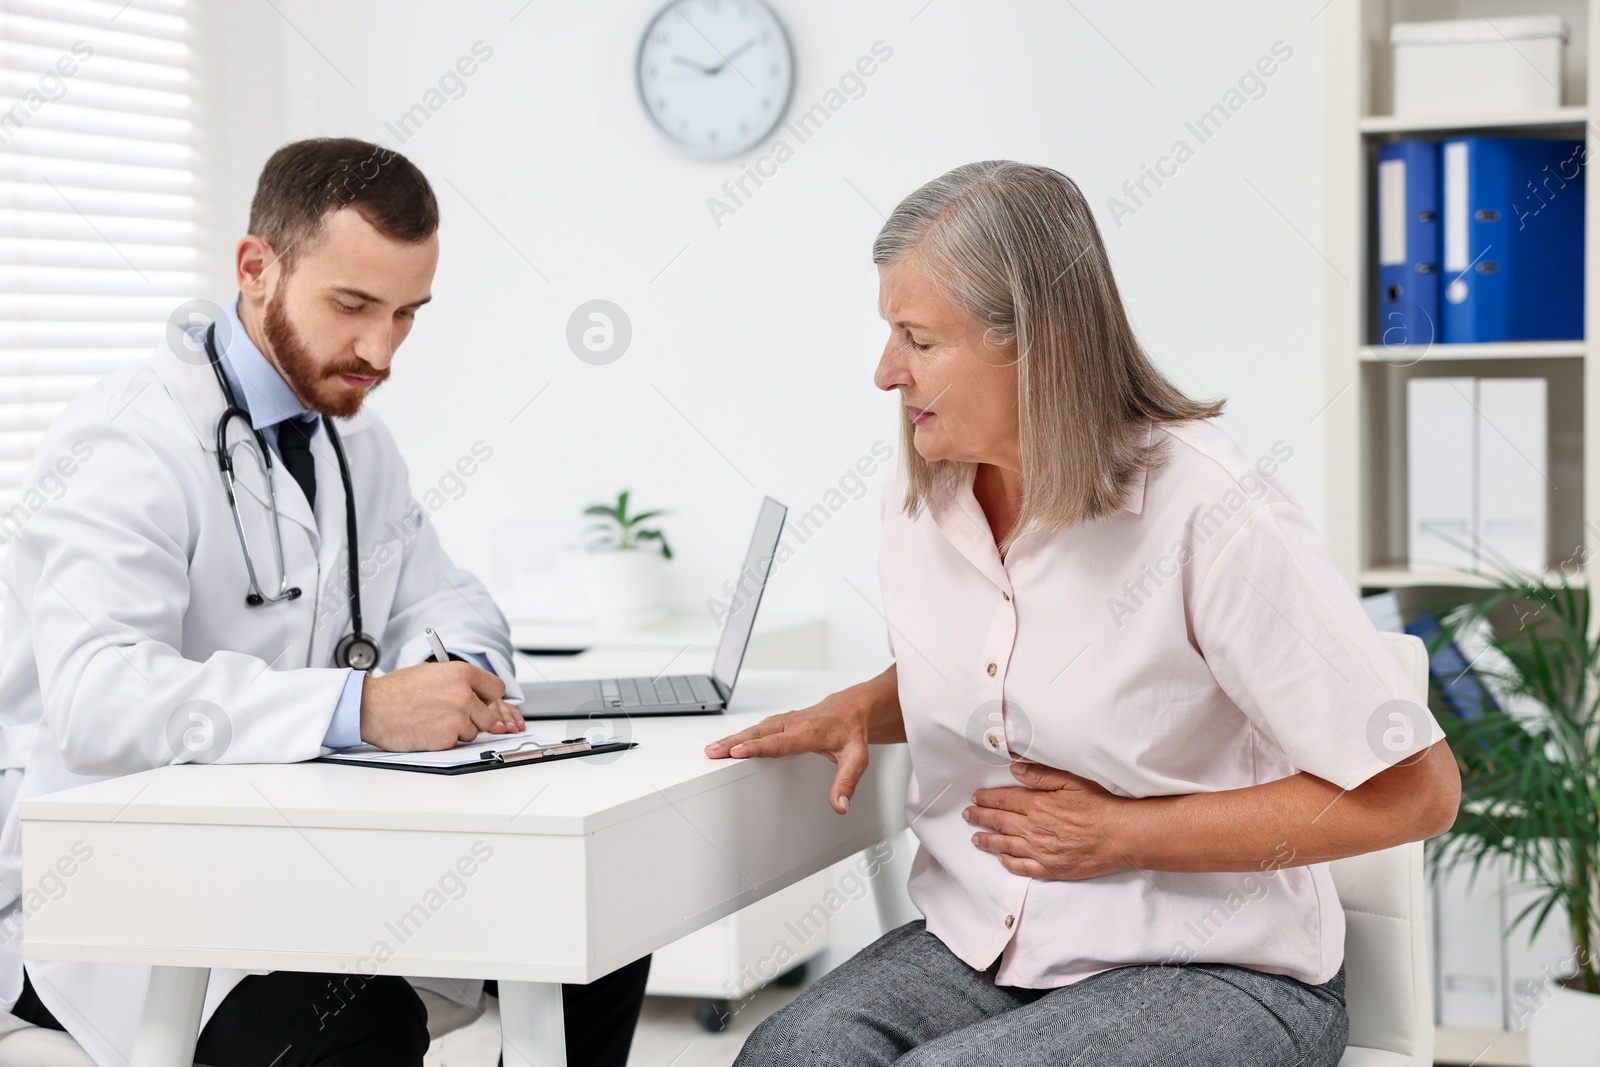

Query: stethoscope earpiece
left=247, top=587, right=301, bottom=606
left=205, top=322, right=375, bottom=670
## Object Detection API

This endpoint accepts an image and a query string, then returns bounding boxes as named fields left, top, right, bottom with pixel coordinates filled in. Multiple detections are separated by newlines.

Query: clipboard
left=315, top=733, right=638, bottom=775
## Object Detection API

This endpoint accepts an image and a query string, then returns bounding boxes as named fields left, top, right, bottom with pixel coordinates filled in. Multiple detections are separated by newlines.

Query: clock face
left=636, top=0, right=794, bottom=158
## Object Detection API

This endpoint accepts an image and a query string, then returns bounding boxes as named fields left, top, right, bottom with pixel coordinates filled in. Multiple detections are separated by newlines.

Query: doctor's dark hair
left=248, top=138, right=439, bottom=269
left=872, top=161, right=1224, bottom=552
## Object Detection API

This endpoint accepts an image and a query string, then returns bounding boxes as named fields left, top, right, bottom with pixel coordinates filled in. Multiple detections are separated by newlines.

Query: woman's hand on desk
left=965, top=762, right=1131, bottom=880
left=704, top=691, right=873, bottom=816
left=705, top=667, right=905, bottom=815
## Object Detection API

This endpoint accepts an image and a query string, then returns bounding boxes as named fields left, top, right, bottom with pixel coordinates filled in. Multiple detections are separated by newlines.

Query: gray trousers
left=736, top=920, right=1348, bottom=1067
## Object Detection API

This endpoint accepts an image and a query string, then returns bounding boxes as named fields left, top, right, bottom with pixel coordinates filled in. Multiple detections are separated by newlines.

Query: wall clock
left=636, top=0, right=795, bottom=158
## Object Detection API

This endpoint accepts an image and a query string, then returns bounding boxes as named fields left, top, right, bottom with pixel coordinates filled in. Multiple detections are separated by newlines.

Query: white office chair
left=1329, top=630, right=1434, bottom=1067
left=0, top=1024, right=94, bottom=1066
left=0, top=984, right=482, bottom=1065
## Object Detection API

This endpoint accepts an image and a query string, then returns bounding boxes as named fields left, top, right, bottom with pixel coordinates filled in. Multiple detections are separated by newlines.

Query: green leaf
left=585, top=492, right=672, bottom=555
left=635, top=528, right=673, bottom=560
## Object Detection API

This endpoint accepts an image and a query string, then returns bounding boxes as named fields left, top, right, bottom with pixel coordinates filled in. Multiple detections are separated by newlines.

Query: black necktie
left=276, top=416, right=317, bottom=510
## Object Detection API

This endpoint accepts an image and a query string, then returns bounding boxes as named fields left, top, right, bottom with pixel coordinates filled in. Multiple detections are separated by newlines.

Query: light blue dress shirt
left=213, top=298, right=492, bottom=750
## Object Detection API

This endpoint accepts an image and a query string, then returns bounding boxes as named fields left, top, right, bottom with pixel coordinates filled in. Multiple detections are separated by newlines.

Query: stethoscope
left=203, top=323, right=382, bottom=671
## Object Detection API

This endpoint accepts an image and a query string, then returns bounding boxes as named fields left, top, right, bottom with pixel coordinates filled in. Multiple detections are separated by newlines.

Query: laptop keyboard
left=599, top=675, right=718, bottom=709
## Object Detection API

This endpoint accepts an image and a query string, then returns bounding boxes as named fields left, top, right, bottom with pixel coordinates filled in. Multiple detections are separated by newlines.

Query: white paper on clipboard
left=324, top=729, right=614, bottom=770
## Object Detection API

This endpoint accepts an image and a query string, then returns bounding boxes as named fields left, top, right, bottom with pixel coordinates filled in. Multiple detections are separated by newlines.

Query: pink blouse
left=878, top=419, right=1442, bottom=988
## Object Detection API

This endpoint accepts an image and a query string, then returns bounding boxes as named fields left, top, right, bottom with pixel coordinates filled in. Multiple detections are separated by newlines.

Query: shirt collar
left=216, top=296, right=313, bottom=432
left=934, top=420, right=1155, bottom=541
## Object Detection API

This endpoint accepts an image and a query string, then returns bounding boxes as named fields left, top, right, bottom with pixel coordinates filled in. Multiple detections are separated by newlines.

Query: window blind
left=0, top=0, right=203, bottom=507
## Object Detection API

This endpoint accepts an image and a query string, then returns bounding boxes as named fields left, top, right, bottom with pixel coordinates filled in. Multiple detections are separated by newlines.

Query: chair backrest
left=1327, top=631, right=1433, bottom=1064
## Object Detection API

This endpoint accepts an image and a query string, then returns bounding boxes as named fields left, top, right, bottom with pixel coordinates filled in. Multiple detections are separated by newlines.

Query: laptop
left=519, top=496, right=787, bottom=719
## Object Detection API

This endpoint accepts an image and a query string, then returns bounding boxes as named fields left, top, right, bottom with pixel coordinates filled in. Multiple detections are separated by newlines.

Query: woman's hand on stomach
left=965, top=760, right=1131, bottom=880
left=964, top=739, right=1461, bottom=880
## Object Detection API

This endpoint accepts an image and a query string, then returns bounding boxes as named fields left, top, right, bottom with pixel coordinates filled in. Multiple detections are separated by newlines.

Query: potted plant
left=1429, top=563, right=1598, bottom=1065
left=581, top=490, right=672, bottom=629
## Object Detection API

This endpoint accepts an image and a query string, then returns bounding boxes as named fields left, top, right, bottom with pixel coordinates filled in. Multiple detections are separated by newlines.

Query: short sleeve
left=1192, top=502, right=1445, bottom=791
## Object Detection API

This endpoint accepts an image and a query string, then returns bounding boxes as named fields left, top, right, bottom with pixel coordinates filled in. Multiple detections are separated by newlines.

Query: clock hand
left=672, top=54, right=714, bottom=74
left=703, top=38, right=757, bottom=75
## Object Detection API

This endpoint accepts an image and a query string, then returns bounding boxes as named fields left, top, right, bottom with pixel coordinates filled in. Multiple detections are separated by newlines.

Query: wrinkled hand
left=965, top=762, right=1131, bottom=880
left=359, top=661, right=524, bottom=752
left=704, top=690, right=870, bottom=815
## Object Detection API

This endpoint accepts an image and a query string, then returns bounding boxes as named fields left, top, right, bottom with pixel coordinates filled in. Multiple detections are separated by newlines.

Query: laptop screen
left=712, top=496, right=788, bottom=696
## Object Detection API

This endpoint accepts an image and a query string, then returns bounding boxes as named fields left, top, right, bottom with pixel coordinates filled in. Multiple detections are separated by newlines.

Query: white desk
left=514, top=648, right=848, bottom=1009
left=19, top=671, right=905, bottom=1067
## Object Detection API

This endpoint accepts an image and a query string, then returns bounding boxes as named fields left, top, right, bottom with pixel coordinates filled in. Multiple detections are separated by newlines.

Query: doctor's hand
left=359, top=661, right=525, bottom=752
left=965, top=761, right=1131, bottom=881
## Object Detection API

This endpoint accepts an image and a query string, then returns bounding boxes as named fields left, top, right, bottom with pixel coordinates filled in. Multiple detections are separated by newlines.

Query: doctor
left=0, top=138, right=649, bottom=1066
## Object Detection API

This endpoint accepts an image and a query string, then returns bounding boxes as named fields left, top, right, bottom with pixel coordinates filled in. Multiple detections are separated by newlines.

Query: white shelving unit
left=1357, top=104, right=1588, bottom=132
left=1358, top=341, right=1587, bottom=361
left=1324, top=4, right=1596, bottom=1063
left=1325, top=0, right=1597, bottom=598
left=1432, top=1026, right=1529, bottom=1066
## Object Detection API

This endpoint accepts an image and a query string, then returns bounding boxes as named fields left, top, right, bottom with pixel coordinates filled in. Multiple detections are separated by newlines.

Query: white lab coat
left=0, top=330, right=519, bottom=1065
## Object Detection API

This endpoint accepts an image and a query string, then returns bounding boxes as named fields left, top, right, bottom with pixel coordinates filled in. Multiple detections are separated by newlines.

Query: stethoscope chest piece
left=335, top=631, right=381, bottom=671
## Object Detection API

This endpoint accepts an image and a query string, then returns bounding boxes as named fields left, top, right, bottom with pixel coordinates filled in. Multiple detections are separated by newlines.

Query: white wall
left=245, top=0, right=1335, bottom=671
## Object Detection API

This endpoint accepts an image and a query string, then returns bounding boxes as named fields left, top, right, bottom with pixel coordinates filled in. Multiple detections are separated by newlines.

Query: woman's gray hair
left=873, top=160, right=1223, bottom=550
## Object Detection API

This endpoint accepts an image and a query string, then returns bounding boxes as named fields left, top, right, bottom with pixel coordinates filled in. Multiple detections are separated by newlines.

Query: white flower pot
left=582, top=548, right=666, bottom=629
left=1529, top=978, right=1600, bottom=1066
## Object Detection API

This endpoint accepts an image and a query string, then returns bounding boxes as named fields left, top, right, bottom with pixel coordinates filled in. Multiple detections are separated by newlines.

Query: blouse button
left=1004, top=914, right=1015, bottom=929
left=986, top=662, right=997, bottom=677
left=984, top=728, right=1004, bottom=751
left=1002, top=591, right=1011, bottom=602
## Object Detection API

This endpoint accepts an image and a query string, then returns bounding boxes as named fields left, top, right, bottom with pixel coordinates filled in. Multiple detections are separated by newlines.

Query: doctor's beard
left=264, top=288, right=390, bottom=419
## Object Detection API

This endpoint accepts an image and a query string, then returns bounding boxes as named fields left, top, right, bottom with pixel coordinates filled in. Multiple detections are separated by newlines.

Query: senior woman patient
left=706, top=161, right=1460, bottom=1067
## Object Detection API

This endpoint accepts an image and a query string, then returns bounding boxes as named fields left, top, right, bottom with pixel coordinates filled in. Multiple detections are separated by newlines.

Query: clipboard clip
left=480, top=737, right=595, bottom=765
